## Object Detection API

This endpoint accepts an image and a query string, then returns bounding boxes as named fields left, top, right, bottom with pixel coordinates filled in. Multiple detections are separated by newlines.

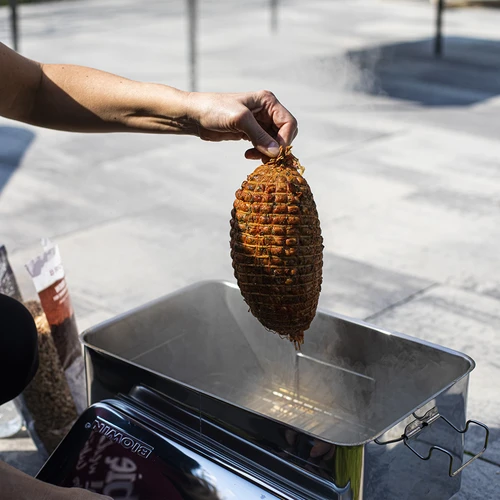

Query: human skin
left=0, top=42, right=298, bottom=162
left=0, top=460, right=113, bottom=500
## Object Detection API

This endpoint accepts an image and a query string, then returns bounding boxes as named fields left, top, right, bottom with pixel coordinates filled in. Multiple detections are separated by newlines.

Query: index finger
left=272, top=103, right=298, bottom=147
left=250, top=90, right=298, bottom=147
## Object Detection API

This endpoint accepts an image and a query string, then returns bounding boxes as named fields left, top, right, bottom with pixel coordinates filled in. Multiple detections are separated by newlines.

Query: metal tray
left=82, top=280, right=472, bottom=445
left=81, top=280, right=488, bottom=499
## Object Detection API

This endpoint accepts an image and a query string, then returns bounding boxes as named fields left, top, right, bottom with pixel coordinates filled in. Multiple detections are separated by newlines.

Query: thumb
left=238, top=110, right=280, bottom=157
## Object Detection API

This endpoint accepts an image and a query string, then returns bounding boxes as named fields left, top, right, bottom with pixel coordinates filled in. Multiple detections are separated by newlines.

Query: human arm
left=0, top=42, right=297, bottom=159
left=0, top=460, right=112, bottom=500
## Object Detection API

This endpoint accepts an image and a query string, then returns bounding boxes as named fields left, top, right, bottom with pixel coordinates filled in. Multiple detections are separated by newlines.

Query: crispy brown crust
left=230, top=147, right=323, bottom=348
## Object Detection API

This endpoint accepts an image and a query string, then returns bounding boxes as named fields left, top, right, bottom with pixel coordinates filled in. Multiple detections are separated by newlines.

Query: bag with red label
left=25, top=239, right=86, bottom=414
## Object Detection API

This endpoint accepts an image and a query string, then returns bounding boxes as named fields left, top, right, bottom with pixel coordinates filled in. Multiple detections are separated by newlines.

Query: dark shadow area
left=0, top=126, right=35, bottom=194
left=346, top=37, right=500, bottom=106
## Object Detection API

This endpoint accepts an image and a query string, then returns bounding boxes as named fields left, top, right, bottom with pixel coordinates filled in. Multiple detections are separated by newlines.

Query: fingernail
left=267, top=142, right=280, bottom=156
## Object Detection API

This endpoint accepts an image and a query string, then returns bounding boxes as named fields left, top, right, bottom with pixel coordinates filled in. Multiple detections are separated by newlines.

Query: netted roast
left=230, top=146, right=323, bottom=348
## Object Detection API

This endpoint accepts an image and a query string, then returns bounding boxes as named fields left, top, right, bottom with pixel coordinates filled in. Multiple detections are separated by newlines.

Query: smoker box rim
left=80, top=279, right=476, bottom=446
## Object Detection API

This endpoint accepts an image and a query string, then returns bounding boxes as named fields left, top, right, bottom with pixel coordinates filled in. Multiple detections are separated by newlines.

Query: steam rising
left=89, top=282, right=470, bottom=447
left=281, top=46, right=383, bottom=109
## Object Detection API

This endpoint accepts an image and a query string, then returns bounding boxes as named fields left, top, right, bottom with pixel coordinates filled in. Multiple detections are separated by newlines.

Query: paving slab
left=1, top=1, right=500, bottom=499
left=320, top=253, right=433, bottom=318
left=314, top=125, right=500, bottom=291
left=453, top=458, right=500, bottom=499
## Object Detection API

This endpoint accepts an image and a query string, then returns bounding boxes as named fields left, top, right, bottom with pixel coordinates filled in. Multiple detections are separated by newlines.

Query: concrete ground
left=1, top=0, right=500, bottom=497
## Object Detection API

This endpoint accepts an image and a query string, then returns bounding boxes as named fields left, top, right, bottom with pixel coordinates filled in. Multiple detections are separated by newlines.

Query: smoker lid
left=81, top=280, right=474, bottom=446
left=36, top=400, right=309, bottom=500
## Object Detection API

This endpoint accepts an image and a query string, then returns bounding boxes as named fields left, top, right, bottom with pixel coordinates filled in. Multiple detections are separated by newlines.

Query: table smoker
left=36, top=280, right=489, bottom=499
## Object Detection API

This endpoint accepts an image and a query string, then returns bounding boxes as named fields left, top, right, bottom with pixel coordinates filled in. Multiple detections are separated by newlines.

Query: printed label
left=87, top=418, right=154, bottom=458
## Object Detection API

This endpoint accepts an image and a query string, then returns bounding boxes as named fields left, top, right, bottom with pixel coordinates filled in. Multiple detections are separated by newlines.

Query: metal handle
left=404, top=417, right=489, bottom=477
left=375, top=408, right=490, bottom=477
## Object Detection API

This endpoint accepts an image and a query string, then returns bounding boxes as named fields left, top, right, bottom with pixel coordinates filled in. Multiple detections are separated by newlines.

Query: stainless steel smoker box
left=70, top=280, right=487, bottom=499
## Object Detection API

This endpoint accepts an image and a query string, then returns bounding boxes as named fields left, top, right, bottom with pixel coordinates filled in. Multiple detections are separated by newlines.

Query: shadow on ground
left=345, top=37, right=500, bottom=106
left=0, top=126, right=35, bottom=194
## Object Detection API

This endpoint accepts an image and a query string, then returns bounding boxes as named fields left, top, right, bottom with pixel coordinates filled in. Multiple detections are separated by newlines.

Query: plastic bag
left=19, top=301, right=78, bottom=457
left=1, top=243, right=77, bottom=455
left=0, top=244, right=22, bottom=301
left=25, top=239, right=86, bottom=414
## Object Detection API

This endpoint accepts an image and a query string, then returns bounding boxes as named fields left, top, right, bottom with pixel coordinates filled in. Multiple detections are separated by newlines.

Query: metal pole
left=9, top=0, right=19, bottom=52
left=187, top=0, right=197, bottom=92
left=435, top=0, right=444, bottom=57
left=270, top=0, right=278, bottom=34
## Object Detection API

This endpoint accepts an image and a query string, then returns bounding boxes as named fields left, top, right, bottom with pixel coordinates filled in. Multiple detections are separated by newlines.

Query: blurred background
left=1, top=0, right=500, bottom=497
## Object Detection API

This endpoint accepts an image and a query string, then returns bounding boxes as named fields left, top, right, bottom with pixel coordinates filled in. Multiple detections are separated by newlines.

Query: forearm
left=0, top=460, right=51, bottom=500
left=0, top=460, right=111, bottom=500
left=0, top=42, right=297, bottom=156
left=0, top=460, right=27, bottom=500
left=30, top=64, right=196, bottom=134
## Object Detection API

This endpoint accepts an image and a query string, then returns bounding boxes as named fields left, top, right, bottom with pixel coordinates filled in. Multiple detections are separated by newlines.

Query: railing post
left=9, top=0, right=19, bottom=52
left=187, top=0, right=197, bottom=92
left=270, top=0, right=279, bottom=33
left=435, top=0, right=444, bottom=56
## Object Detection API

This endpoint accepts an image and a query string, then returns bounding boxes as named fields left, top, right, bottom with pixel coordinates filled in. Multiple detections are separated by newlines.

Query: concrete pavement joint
left=363, top=282, right=440, bottom=323
left=8, top=197, right=222, bottom=257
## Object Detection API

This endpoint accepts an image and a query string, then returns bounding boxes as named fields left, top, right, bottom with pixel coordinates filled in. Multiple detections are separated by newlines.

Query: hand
left=186, top=90, right=298, bottom=161
left=0, top=460, right=112, bottom=500
left=46, top=487, right=113, bottom=500
left=284, top=430, right=335, bottom=461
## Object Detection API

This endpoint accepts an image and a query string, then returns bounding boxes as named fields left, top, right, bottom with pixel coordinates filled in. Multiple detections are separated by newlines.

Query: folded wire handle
left=375, top=408, right=490, bottom=477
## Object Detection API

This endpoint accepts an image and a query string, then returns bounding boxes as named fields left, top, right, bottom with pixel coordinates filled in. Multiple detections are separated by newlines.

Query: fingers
left=252, top=90, right=298, bottom=148
left=244, top=148, right=260, bottom=160
left=189, top=90, right=297, bottom=160
left=238, top=109, right=280, bottom=158
left=273, top=105, right=298, bottom=147
left=245, top=147, right=269, bottom=162
left=310, top=441, right=332, bottom=458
